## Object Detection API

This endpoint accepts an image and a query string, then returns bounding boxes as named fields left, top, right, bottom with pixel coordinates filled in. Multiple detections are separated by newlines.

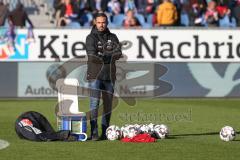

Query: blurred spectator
left=135, top=0, right=148, bottom=15
left=79, top=0, right=88, bottom=10
left=53, top=0, right=64, bottom=18
left=145, top=0, right=156, bottom=14
left=77, top=0, right=92, bottom=26
left=190, top=1, right=207, bottom=26
left=216, top=2, right=230, bottom=18
left=8, top=2, right=33, bottom=28
left=149, top=0, right=161, bottom=26
left=134, top=0, right=157, bottom=17
left=87, top=0, right=108, bottom=12
left=122, top=9, right=141, bottom=28
left=156, top=0, right=178, bottom=26
left=118, top=0, right=125, bottom=13
left=54, top=0, right=66, bottom=26
left=222, top=0, right=235, bottom=10
left=0, top=1, right=9, bottom=26
left=56, top=0, right=80, bottom=27
left=179, top=0, right=193, bottom=26
left=124, top=0, right=137, bottom=13
left=107, top=0, right=121, bottom=15
left=47, top=0, right=240, bottom=28
left=232, top=0, right=240, bottom=26
left=172, top=0, right=182, bottom=25
left=203, top=0, right=218, bottom=26
left=216, top=1, right=235, bottom=27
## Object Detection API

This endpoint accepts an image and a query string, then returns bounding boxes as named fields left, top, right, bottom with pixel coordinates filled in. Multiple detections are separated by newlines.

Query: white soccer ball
left=127, top=125, right=138, bottom=138
left=121, top=124, right=130, bottom=138
left=154, top=124, right=169, bottom=139
left=133, top=124, right=142, bottom=134
left=121, top=125, right=127, bottom=137
left=133, top=124, right=141, bottom=131
left=147, top=123, right=155, bottom=135
left=121, top=124, right=138, bottom=138
left=219, top=126, right=236, bottom=142
left=139, top=124, right=150, bottom=134
left=106, top=125, right=121, bottom=141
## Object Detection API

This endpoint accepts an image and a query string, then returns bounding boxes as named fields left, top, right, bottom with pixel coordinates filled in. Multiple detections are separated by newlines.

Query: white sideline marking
left=0, top=139, right=10, bottom=150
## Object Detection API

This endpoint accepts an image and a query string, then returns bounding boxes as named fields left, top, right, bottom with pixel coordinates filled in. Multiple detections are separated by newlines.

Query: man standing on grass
left=85, top=12, right=122, bottom=140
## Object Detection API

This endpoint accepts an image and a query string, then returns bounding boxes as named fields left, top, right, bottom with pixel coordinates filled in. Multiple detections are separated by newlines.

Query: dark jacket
left=85, top=26, right=122, bottom=81
left=0, top=3, right=9, bottom=26
left=57, top=2, right=80, bottom=18
left=87, top=0, right=108, bottom=12
left=9, top=3, right=33, bottom=27
left=233, top=4, right=240, bottom=26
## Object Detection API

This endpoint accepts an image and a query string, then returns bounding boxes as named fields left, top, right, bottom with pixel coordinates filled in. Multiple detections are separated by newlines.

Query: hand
left=97, top=52, right=104, bottom=57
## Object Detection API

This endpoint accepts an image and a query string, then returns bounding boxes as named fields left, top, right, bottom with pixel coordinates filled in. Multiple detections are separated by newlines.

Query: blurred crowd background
left=0, top=0, right=240, bottom=28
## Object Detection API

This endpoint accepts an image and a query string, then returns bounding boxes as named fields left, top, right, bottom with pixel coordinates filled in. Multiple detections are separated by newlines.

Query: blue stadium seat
left=147, top=14, right=153, bottom=27
left=230, top=17, right=237, bottom=27
left=142, top=23, right=152, bottom=28
left=113, top=14, right=125, bottom=27
left=65, top=22, right=81, bottom=28
left=219, top=15, right=237, bottom=28
left=135, top=14, right=145, bottom=26
left=180, top=13, right=190, bottom=26
left=86, top=13, right=93, bottom=22
left=83, top=13, right=93, bottom=27
left=136, top=13, right=152, bottom=28
left=107, top=16, right=116, bottom=28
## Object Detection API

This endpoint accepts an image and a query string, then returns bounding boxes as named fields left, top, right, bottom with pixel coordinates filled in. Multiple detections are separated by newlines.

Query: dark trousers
left=89, top=80, right=114, bottom=137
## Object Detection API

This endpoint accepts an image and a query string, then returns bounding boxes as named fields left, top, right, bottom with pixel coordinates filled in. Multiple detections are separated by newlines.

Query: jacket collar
left=91, top=25, right=110, bottom=35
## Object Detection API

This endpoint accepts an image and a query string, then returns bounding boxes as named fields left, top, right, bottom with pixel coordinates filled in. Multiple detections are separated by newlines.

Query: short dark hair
left=94, top=12, right=108, bottom=21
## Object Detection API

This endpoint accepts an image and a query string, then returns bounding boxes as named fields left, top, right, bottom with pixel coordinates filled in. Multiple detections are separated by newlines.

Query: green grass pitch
left=0, top=99, right=240, bottom=160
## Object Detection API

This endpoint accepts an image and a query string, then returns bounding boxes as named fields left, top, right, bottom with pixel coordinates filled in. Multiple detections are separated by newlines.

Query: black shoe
left=99, top=134, right=107, bottom=141
left=87, top=137, right=92, bottom=140
left=87, top=134, right=99, bottom=141
left=92, top=134, right=99, bottom=141
left=100, top=125, right=107, bottom=141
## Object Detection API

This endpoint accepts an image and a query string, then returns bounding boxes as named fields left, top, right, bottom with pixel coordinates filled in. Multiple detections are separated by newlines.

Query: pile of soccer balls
left=106, top=123, right=169, bottom=141
left=106, top=124, right=237, bottom=142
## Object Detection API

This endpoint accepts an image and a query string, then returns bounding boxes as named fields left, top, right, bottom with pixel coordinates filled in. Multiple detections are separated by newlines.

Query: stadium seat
left=108, top=17, right=117, bottom=28
left=180, top=13, right=190, bottom=26
left=65, top=22, right=81, bottom=28
left=113, top=14, right=125, bottom=27
left=135, top=14, right=145, bottom=26
left=136, top=13, right=152, bottom=28
left=56, top=78, right=83, bottom=115
left=147, top=14, right=153, bottom=27
left=143, top=23, right=152, bottom=28
left=83, top=15, right=93, bottom=27
left=86, top=12, right=93, bottom=22
left=83, top=12, right=93, bottom=27
left=230, top=17, right=237, bottom=27
left=219, top=15, right=230, bottom=27
left=219, top=15, right=237, bottom=28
